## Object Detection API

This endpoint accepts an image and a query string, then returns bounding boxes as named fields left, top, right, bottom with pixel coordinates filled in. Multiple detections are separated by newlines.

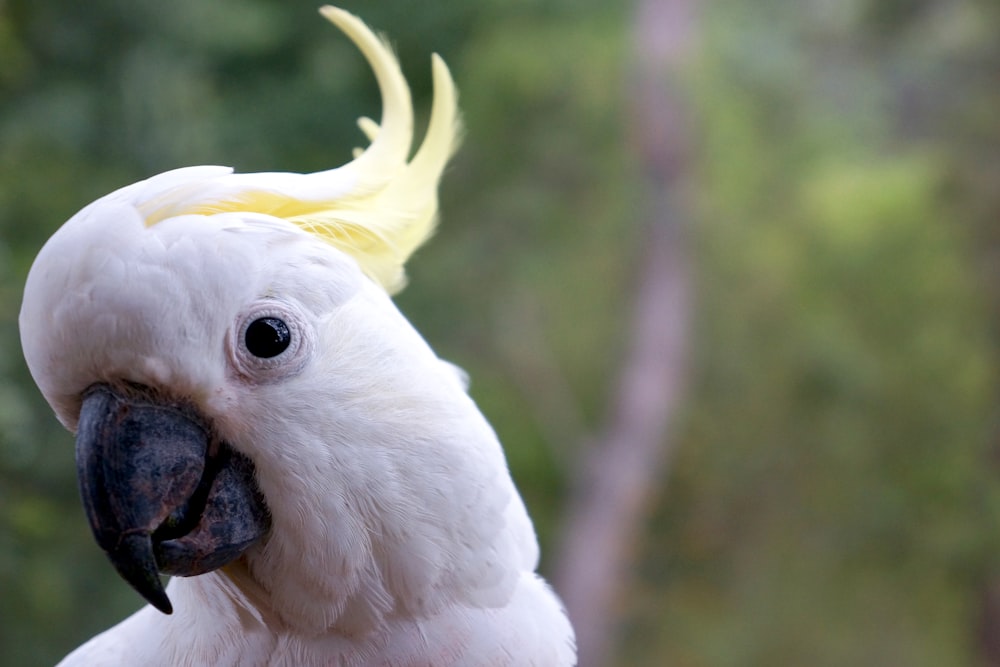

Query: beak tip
left=151, top=594, right=174, bottom=615
left=109, top=532, right=174, bottom=615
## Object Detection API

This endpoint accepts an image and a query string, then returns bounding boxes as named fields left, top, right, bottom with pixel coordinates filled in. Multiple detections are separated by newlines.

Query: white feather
left=22, top=180, right=575, bottom=667
left=21, top=6, right=575, bottom=664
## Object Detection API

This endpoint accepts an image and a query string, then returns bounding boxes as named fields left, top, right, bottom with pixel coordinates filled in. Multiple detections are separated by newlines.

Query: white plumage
left=19, top=7, right=575, bottom=666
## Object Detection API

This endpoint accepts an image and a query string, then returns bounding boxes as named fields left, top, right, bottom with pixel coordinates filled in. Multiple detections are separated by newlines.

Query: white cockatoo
left=19, top=6, right=576, bottom=666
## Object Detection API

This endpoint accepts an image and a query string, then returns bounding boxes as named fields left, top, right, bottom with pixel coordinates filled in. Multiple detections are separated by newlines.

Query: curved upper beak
left=75, top=384, right=270, bottom=614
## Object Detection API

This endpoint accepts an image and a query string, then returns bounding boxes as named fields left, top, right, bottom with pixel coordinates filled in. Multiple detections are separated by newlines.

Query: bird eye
left=244, top=317, right=291, bottom=358
left=230, top=301, right=312, bottom=383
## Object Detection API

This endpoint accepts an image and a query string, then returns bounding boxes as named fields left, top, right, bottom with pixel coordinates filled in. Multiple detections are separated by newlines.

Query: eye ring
left=229, top=301, right=312, bottom=382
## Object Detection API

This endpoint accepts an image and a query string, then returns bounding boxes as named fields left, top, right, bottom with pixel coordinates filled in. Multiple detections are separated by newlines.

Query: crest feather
left=136, top=5, right=462, bottom=294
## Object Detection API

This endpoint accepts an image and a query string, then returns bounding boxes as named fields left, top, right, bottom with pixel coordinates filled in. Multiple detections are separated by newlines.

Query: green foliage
left=632, top=153, right=995, bottom=665
left=0, top=0, right=998, bottom=665
left=620, top=2, right=1000, bottom=664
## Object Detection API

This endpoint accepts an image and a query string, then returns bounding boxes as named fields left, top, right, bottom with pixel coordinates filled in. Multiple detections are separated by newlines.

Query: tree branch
left=553, top=1, right=699, bottom=664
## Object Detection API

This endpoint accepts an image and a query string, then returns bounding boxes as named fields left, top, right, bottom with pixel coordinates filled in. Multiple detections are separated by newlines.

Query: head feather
left=136, top=5, right=462, bottom=294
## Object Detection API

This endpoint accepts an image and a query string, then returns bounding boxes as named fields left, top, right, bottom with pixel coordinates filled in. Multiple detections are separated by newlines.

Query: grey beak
left=75, top=384, right=270, bottom=614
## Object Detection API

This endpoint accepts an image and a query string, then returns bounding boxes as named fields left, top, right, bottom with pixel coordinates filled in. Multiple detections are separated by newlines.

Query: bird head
left=20, top=6, right=529, bottom=635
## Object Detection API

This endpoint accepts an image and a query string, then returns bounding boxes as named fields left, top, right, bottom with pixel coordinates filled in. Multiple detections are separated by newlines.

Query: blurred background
left=1, top=0, right=999, bottom=665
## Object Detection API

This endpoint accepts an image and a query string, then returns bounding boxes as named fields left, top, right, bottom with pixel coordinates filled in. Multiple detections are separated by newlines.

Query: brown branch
left=552, top=1, right=699, bottom=665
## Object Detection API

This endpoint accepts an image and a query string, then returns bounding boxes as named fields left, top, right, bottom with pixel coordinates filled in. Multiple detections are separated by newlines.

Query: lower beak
left=75, top=384, right=270, bottom=614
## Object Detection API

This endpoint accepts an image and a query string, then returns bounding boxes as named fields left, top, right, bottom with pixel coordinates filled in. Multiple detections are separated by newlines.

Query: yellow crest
left=138, top=6, right=462, bottom=294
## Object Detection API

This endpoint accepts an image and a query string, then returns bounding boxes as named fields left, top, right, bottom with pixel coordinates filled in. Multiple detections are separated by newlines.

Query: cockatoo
left=19, top=6, right=576, bottom=666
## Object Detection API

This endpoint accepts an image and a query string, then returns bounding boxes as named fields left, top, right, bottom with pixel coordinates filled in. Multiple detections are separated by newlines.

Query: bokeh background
left=2, top=0, right=1000, bottom=665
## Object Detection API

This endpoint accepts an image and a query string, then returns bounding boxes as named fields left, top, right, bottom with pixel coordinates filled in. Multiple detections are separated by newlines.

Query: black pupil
left=244, top=317, right=291, bottom=358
